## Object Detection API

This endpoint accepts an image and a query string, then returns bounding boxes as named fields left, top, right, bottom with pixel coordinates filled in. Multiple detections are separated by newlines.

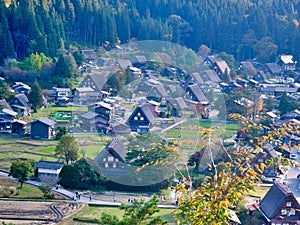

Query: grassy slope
left=0, top=176, right=43, bottom=198
left=64, top=205, right=176, bottom=225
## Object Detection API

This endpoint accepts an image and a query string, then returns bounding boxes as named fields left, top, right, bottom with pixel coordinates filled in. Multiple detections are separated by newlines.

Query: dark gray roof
left=187, top=84, right=208, bottom=103
left=118, top=60, right=132, bottom=69
left=275, top=86, right=298, bottom=93
left=140, top=104, right=157, bottom=124
left=2, top=109, right=18, bottom=117
left=134, top=55, right=147, bottom=64
left=80, top=111, right=99, bottom=120
left=215, top=60, right=230, bottom=75
left=12, top=119, right=27, bottom=125
left=189, top=72, right=204, bottom=84
left=205, top=55, right=217, bottom=64
left=35, top=118, right=55, bottom=126
left=128, top=104, right=157, bottom=125
left=265, top=63, right=281, bottom=74
left=83, top=73, right=107, bottom=90
left=169, top=97, right=187, bottom=110
left=13, top=94, right=29, bottom=107
left=240, top=61, right=256, bottom=71
left=203, top=70, right=221, bottom=83
left=35, top=161, right=64, bottom=170
left=95, top=138, right=127, bottom=163
left=260, top=182, right=298, bottom=219
left=52, top=87, right=70, bottom=92
left=147, top=84, right=168, bottom=98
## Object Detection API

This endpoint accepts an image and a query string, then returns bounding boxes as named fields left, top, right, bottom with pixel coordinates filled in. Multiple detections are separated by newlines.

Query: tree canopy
left=28, top=80, right=43, bottom=112
left=9, top=160, right=34, bottom=188
left=1, top=0, right=300, bottom=64
left=55, top=134, right=79, bottom=164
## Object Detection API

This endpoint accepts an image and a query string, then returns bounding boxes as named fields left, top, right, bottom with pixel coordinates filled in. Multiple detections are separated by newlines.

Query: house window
left=140, top=117, right=144, bottom=121
left=138, top=113, right=141, bottom=116
left=281, top=209, right=287, bottom=215
left=258, top=158, right=263, bottom=163
left=108, top=156, right=114, bottom=162
left=290, top=208, right=295, bottom=215
left=103, top=158, right=106, bottom=161
left=134, top=117, right=138, bottom=120
left=113, top=163, right=116, bottom=168
left=105, top=163, right=108, bottom=168
left=287, top=202, right=292, bottom=207
left=116, top=159, right=118, bottom=162
left=283, top=223, right=289, bottom=225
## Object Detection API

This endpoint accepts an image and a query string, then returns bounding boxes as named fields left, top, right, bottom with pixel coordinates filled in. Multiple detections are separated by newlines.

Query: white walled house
left=35, top=161, right=64, bottom=181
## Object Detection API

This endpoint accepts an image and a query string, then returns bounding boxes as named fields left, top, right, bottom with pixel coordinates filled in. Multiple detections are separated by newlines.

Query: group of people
left=73, top=191, right=81, bottom=201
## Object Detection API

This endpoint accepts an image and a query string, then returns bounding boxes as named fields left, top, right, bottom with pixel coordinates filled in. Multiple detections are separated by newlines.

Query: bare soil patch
left=0, top=200, right=81, bottom=225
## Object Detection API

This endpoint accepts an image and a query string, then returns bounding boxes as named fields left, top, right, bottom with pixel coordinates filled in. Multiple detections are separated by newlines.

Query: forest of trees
left=1, top=0, right=300, bottom=65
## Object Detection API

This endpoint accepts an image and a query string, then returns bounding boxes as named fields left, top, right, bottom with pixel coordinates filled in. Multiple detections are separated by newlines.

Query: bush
left=0, top=186, right=17, bottom=198
left=73, top=217, right=100, bottom=223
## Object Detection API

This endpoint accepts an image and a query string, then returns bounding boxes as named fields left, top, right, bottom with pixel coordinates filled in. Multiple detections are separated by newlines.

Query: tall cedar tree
left=0, top=1, right=15, bottom=65
left=28, top=80, right=43, bottom=112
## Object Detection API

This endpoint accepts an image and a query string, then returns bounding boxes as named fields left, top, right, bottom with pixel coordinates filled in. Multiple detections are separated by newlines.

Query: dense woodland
left=1, top=0, right=300, bottom=65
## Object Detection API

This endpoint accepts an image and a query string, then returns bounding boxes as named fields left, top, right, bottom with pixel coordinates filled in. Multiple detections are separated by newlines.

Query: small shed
left=35, top=160, right=64, bottom=181
left=31, top=118, right=56, bottom=139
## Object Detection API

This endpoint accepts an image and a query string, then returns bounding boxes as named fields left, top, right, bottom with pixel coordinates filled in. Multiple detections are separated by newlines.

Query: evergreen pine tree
left=28, top=80, right=43, bottom=112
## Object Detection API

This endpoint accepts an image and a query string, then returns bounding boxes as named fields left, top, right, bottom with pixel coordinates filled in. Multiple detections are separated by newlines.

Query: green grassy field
left=164, top=120, right=239, bottom=139
left=22, top=105, right=88, bottom=122
left=68, top=205, right=176, bottom=225
left=0, top=176, right=44, bottom=198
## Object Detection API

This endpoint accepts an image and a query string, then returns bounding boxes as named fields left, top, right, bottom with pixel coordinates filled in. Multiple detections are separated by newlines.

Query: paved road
left=0, top=171, right=177, bottom=208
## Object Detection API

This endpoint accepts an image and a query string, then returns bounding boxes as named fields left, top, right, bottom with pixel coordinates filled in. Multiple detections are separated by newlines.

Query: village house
left=72, top=87, right=98, bottom=105
left=11, top=82, right=31, bottom=96
left=251, top=144, right=281, bottom=177
left=127, top=103, right=157, bottom=134
left=94, top=138, right=128, bottom=176
left=187, top=72, right=204, bottom=85
left=265, top=63, right=282, bottom=76
left=11, top=119, right=27, bottom=134
left=239, top=61, right=257, bottom=75
left=78, top=73, right=107, bottom=93
left=252, top=70, right=268, bottom=83
left=279, top=55, right=296, bottom=71
left=79, top=111, right=103, bottom=132
left=108, top=122, right=131, bottom=136
left=146, top=84, right=168, bottom=102
left=81, top=49, right=97, bottom=63
left=132, top=55, right=147, bottom=68
left=204, top=55, right=218, bottom=68
left=202, top=69, right=221, bottom=83
left=35, top=160, right=64, bottom=181
left=214, top=59, right=231, bottom=79
left=81, top=100, right=116, bottom=134
left=259, top=182, right=300, bottom=225
left=117, top=59, right=132, bottom=70
left=185, top=84, right=209, bottom=104
left=51, top=87, right=70, bottom=101
left=30, top=118, right=55, bottom=140
left=167, top=97, right=188, bottom=117
left=50, top=87, right=70, bottom=106
left=0, top=108, right=18, bottom=133
left=9, top=93, right=31, bottom=116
